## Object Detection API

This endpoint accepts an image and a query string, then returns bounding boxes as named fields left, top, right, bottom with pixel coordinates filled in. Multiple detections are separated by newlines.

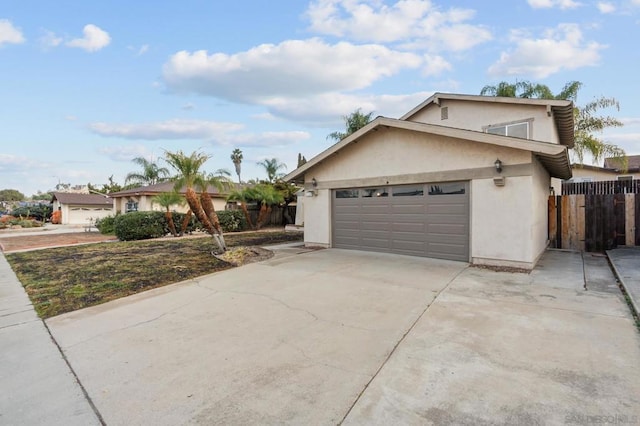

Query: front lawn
left=6, top=231, right=303, bottom=318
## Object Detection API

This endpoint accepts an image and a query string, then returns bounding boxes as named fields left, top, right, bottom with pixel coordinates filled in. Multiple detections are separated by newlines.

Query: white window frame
left=484, top=118, right=533, bottom=139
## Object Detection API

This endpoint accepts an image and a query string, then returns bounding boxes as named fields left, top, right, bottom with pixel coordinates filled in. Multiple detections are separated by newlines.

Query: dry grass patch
left=6, top=231, right=302, bottom=318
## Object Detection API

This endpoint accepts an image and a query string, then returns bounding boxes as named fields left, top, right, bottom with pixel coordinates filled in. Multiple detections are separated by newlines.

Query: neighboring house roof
left=401, top=93, right=575, bottom=148
left=108, top=182, right=231, bottom=198
left=51, top=192, right=112, bottom=206
left=603, top=155, right=640, bottom=172
left=285, top=117, right=571, bottom=182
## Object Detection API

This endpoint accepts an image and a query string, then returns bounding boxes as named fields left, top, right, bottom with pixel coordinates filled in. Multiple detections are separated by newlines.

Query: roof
left=108, top=181, right=232, bottom=198
left=604, top=155, right=640, bottom=172
left=51, top=192, right=112, bottom=206
left=285, top=117, right=572, bottom=182
left=400, top=92, right=575, bottom=148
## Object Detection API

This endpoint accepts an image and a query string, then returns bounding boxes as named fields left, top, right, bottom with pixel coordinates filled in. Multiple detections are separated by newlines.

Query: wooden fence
left=228, top=205, right=296, bottom=228
left=549, top=181, right=640, bottom=251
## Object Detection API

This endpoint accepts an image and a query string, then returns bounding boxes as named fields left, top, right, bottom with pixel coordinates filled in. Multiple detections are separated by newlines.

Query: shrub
left=95, top=215, right=117, bottom=235
left=114, top=211, right=166, bottom=241
left=168, top=212, right=200, bottom=235
left=216, top=210, right=247, bottom=232
left=10, top=205, right=52, bottom=221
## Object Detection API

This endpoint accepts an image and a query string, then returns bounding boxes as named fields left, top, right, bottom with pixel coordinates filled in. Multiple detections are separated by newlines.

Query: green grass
left=6, top=231, right=302, bottom=319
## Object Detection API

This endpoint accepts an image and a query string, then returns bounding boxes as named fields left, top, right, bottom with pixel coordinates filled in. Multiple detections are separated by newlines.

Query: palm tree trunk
left=200, top=191, right=226, bottom=251
left=240, top=202, right=254, bottom=230
left=165, top=209, right=178, bottom=237
left=180, top=209, right=193, bottom=236
left=257, top=203, right=271, bottom=230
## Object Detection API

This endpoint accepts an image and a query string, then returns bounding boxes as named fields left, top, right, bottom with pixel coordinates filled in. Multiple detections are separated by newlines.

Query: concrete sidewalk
left=0, top=253, right=100, bottom=426
left=607, top=247, right=640, bottom=316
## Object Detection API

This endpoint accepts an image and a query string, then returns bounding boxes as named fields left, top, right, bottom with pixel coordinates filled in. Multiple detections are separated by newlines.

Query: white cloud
left=262, top=91, right=434, bottom=126
left=422, top=54, right=452, bottom=76
left=597, top=2, right=616, bottom=13
left=0, top=19, right=25, bottom=46
left=211, top=131, right=311, bottom=148
left=39, top=30, right=62, bottom=48
left=98, top=145, right=154, bottom=162
left=128, top=44, right=149, bottom=56
left=89, top=119, right=243, bottom=140
left=527, top=0, right=581, bottom=9
left=66, top=24, right=111, bottom=52
left=305, top=0, right=491, bottom=51
left=488, top=24, right=605, bottom=78
left=162, top=38, right=422, bottom=102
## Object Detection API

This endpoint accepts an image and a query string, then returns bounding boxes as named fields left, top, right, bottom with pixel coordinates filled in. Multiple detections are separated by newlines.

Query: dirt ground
left=0, top=233, right=118, bottom=253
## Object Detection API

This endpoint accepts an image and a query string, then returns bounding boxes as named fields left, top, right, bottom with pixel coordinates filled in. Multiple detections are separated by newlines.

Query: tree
left=480, top=80, right=625, bottom=166
left=124, top=157, right=171, bottom=187
left=327, top=108, right=374, bottom=141
left=198, top=169, right=233, bottom=250
left=152, top=192, right=185, bottom=237
left=250, top=184, right=285, bottom=229
left=230, top=148, right=243, bottom=184
left=256, top=158, right=287, bottom=183
left=297, top=153, right=307, bottom=168
left=0, top=189, right=25, bottom=201
left=164, top=150, right=226, bottom=253
left=227, top=188, right=255, bottom=230
left=31, top=191, right=54, bottom=201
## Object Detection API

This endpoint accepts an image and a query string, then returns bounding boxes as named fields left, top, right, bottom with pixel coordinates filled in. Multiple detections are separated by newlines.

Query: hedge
left=110, top=210, right=247, bottom=241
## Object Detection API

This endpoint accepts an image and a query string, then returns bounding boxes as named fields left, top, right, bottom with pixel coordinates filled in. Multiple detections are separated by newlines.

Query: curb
left=606, top=250, right=640, bottom=317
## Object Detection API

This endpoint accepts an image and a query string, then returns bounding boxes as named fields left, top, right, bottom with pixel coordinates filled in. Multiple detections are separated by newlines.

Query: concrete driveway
left=46, top=249, right=640, bottom=425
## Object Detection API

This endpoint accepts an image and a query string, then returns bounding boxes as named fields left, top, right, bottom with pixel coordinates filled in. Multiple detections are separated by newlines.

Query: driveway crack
left=338, top=265, right=469, bottom=424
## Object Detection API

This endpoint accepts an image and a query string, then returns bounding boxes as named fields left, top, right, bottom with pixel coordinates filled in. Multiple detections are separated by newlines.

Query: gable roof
left=108, top=181, right=231, bottom=198
left=400, top=92, right=575, bottom=148
left=285, top=116, right=572, bottom=182
left=604, top=155, right=640, bottom=172
left=51, top=192, right=112, bottom=206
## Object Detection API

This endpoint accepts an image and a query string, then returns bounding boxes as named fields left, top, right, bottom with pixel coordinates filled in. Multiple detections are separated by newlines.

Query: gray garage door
left=332, top=182, right=469, bottom=262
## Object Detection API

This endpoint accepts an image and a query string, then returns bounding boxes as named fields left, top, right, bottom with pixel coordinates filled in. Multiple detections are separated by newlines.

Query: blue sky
left=2, top=0, right=639, bottom=196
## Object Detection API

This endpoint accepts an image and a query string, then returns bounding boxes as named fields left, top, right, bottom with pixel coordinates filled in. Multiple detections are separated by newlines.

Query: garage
left=332, top=182, right=469, bottom=261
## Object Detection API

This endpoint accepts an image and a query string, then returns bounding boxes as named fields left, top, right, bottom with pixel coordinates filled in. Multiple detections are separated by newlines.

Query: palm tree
left=164, top=150, right=226, bottom=253
left=227, top=187, right=255, bottom=230
left=479, top=80, right=625, bottom=166
left=327, top=109, right=374, bottom=141
left=198, top=169, right=233, bottom=250
left=152, top=191, right=185, bottom=237
left=251, top=184, right=285, bottom=229
left=125, top=157, right=171, bottom=186
left=230, top=148, right=243, bottom=184
left=256, top=158, right=287, bottom=183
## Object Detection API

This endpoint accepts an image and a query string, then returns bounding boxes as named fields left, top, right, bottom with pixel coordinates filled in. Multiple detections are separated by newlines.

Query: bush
left=10, top=205, right=52, bottom=222
left=168, top=212, right=200, bottom=235
left=95, top=215, right=117, bottom=235
left=217, top=210, right=247, bottom=232
left=114, top=211, right=167, bottom=241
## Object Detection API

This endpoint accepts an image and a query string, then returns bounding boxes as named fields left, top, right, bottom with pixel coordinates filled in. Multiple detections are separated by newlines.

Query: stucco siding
left=307, top=128, right=531, bottom=184
left=303, top=189, right=331, bottom=247
left=531, top=157, right=551, bottom=262
left=471, top=177, right=534, bottom=267
left=406, top=100, right=560, bottom=144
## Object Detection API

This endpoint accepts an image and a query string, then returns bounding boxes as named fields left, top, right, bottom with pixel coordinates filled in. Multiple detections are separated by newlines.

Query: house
left=285, top=93, right=574, bottom=269
left=108, top=182, right=230, bottom=215
left=571, top=155, right=640, bottom=182
left=51, top=192, right=114, bottom=225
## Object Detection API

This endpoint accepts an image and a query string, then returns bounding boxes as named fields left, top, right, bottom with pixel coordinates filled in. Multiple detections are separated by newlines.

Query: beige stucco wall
left=531, top=158, right=552, bottom=262
left=113, top=195, right=226, bottom=215
left=407, top=99, right=560, bottom=144
left=550, top=167, right=640, bottom=194
left=302, top=127, right=545, bottom=267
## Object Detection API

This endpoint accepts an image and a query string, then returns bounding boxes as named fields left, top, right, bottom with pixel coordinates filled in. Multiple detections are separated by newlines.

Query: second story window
left=485, top=121, right=530, bottom=139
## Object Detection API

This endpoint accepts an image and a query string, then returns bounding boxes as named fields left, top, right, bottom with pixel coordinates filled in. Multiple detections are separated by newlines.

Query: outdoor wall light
left=311, top=178, right=318, bottom=188
left=494, top=158, right=503, bottom=173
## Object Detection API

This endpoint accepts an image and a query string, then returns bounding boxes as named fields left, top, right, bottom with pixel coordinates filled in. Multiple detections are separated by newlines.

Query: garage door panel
left=333, top=182, right=469, bottom=262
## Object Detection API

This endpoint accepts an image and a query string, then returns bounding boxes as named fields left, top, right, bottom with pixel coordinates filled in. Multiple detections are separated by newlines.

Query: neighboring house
left=51, top=192, right=113, bottom=225
left=285, top=93, right=574, bottom=269
left=573, top=155, right=640, bottom=182
left=108, top=182, right=229, bottom=215
left=550, top=155, right=640, bottom=193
